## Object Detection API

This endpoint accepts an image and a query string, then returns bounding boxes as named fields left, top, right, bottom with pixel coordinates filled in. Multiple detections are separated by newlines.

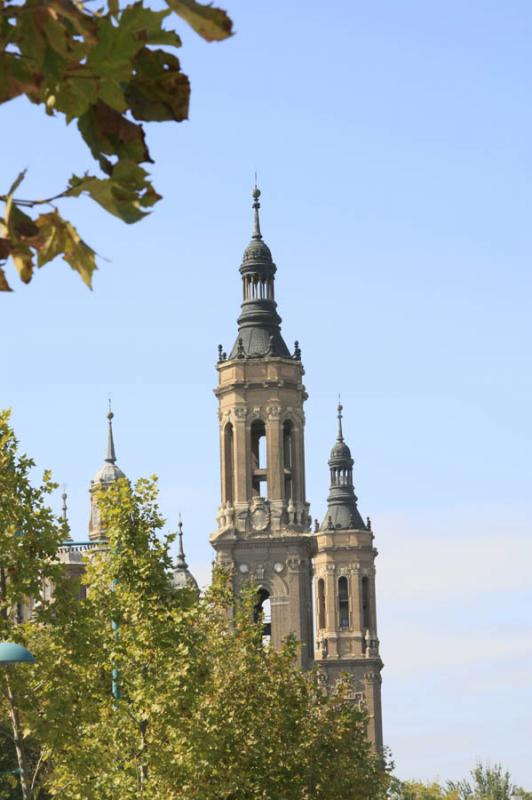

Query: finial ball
left=107, top=411, right=114, bottom=421
left=253, top=187, right=261, bottom=200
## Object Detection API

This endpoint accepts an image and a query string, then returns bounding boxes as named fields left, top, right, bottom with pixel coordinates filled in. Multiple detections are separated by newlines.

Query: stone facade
left=211, top=353, right=314, bottom=668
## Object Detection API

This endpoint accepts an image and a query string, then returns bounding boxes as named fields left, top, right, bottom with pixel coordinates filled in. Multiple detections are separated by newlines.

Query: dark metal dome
left=329, top=439, right=352, bottom=463
left=242, top=237, right=273, bottom=265
left=227, top=186, right=291, bottom=360
left=319, top=402, right=367, bottom=532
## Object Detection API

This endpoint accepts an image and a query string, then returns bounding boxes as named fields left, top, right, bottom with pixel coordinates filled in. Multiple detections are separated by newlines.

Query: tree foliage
left=0, top=425, right=387, bottom=800
left=391, top=764, right=531, bottom=800
left=0, top=408, right=66, bottom=800
left=0, top=0, right=233, bottom=291
left=0, top=409, right=64, bottom=635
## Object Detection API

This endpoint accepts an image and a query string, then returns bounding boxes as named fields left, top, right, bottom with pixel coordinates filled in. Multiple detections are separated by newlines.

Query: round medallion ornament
left=239, top=564, right=249, bottom=574
left=251, top=505, right=269, bottom=532
left=273, top=562, right=284, bottom=574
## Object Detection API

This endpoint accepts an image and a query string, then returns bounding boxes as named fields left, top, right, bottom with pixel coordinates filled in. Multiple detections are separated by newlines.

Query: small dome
left=242, top=238, right=273, bottom=265
left=329, top=439, right=352, bottom=462
left=171, top=567, right=199, bottom=592
left=92, top=462, right=125, bottom=484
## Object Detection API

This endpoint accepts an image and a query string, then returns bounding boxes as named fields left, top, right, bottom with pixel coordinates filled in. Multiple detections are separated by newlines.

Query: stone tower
left=210, top=186, right=314, bottom=668
left=88, top=406, right=125, bottom=541
left=313, top=402, right=383, bottom=750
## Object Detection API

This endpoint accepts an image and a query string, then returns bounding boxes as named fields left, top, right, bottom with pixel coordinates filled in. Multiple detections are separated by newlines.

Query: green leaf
left=78, top=101, right=152, bottom=165
left=35, top=211, right=97, bottom=286
left=0, top=54, right=43, bottom=105
left=55, top=71, right=99, bottom=121
left=98, top=80, right=128, bottom=114
left=126, top=48, right=190, bottom=122
left=165, top=0, right=233, bottom=41
left=120, top=4, right=182, bottom=48
left=86, top=18, right=141, bottom=82
left=67, top=164, right=161, bottom=224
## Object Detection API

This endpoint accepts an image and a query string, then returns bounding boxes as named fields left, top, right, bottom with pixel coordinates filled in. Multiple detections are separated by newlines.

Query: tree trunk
left=4, top=671, right=32, bottom=800
left=139, top=719, right=148, bottom=793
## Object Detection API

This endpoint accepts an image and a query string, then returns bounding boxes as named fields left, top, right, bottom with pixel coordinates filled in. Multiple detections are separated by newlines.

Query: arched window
left=338, top=576, right=349, bottom=629
left=251, top=420, right=267, bottom=497
left=223, top=423, right=234, bottom=503
left=317, top=578, right=326, bottom=630
left=283, top=420, right=294, bottom=501
left=362, top=576, right=370, bottom=629
left=254, top=587, right=271, bottom=645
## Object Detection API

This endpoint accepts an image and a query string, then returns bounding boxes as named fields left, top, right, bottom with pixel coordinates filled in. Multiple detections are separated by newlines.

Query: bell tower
left=210, top=186, right=314, bottom=667
left=313, top=402, right=384, bottom=750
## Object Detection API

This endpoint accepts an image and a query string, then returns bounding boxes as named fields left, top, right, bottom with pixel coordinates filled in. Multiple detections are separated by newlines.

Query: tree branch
left=0, top=177, right=93, bottom=209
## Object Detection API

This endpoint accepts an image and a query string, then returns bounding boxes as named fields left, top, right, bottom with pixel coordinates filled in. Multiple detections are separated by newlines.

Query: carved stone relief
left=250, top=498, right=270, bottom=532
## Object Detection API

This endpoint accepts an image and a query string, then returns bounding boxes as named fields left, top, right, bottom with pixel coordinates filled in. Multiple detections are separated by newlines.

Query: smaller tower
left=172, top=517, right=199, bottom=592
left=88, top=404, right=126, bottom=541
left=313, top=402, right=383, bottom=751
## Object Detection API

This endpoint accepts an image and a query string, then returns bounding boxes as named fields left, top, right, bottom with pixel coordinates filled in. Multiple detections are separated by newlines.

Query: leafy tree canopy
left=390, top=764, right=531, bottom=800
left=1, top=414, right=387, bottom=799
left=0, top=0, right=232, bottom=291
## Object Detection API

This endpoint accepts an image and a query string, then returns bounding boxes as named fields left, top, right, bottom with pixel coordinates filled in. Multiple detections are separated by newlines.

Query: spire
left=228, top=186, right=291, bottom=359
left=106, top=399, right=116, bottom=464
left=89, top=403, right=126, bottom=541
left=172, top=516, right=198, bottom=592
left=319, top=402, right=366, bottom=532
left=252, top=182, right=262, bottom=240
left=337, top=396, right=344, bottom=442
left=176, top=515, right=188, bottom=570
left=61, top=485, right=72, bottom=540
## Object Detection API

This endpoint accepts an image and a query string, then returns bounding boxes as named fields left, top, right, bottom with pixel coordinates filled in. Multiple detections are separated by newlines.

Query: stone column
left=233, top=407, right=248, bottom=503
left=369, top=568, right=378, bottom=634
left=324, top=565, right=339, bottom=657
left=364, top=670, right=383, bottom=753
left=266, top=404, right=283, bottom=502
left=350, top=567, right=363, bottom=656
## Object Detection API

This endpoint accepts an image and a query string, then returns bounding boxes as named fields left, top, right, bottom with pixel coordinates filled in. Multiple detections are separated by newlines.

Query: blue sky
left=3, top=0, right=532, bottom=785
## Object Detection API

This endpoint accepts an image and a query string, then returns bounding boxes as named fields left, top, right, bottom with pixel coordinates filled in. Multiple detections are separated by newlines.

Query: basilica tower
left=313, top=402, right=383, bottom=750
left=210, top=187, right=314, bottom=667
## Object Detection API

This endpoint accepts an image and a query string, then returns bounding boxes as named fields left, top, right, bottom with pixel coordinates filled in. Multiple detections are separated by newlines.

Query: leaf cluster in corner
left=0, top=0, right=232, bottom=290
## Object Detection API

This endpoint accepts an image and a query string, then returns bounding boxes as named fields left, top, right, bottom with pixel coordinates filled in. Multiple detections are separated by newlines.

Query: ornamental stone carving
left=250, top=498, right=270, bottom=532
left=266, top=404, right=281, bottom=418
left=234, top=406, right=247, bottom=420
left=287, top=556, right=305, bottom=572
